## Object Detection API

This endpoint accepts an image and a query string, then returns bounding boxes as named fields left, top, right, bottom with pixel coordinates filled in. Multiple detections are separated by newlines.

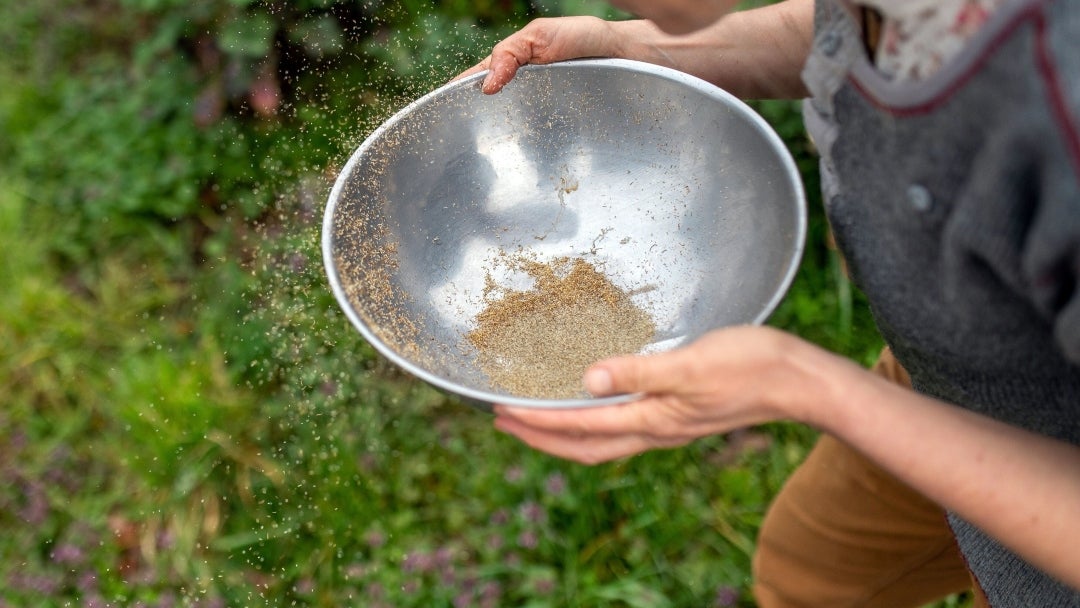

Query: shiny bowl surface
left=323, top=59, right=806, bottom=409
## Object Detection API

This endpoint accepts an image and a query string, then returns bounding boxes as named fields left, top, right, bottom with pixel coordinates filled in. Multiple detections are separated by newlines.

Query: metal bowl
left=323, top=58, right=806, bottom=409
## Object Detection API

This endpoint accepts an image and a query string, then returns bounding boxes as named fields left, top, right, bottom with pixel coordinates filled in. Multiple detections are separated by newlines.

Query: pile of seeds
left=466, top=256, right=656, bottom=399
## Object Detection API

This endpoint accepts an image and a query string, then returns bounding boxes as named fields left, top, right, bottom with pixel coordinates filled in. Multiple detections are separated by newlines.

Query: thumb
left=481, top=34, right=536, bottom=94
left=482, top=53, right=521, bottom=94
left=584, top=350, right=692, bottom=397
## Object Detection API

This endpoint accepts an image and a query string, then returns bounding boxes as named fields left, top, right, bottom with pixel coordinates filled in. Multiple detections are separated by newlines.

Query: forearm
left=797, top=352, right=1080, bottom=590
left=495, top=325, right=1080, bottom=586
left=609, top=0, right=814, bottom=99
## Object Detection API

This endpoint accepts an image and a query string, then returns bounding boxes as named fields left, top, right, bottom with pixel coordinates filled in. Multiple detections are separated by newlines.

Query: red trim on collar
left=847, top=2, right=1041, bottom=117
left=1033, top=9, right=1080, bottom=179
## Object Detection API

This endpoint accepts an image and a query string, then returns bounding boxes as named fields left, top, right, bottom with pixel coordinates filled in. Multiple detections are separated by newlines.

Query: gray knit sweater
left=802, top=0, right=1080, bottom=604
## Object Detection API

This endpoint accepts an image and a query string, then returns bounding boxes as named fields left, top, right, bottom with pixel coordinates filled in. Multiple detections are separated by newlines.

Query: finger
left=494, top=415, right=672, bottom=464
left=585, top=349, right=698, bottom=398
left=495, top=402, right=636, bottom=436
left=482, top=18, right=571, bottom=94
left=494, top=397, right=680, bottom=437
left=481, top=41, right=530, bottom=94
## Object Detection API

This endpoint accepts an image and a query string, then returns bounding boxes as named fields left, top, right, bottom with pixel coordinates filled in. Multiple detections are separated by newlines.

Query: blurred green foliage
left=2, top=0, right=532, bottom=265
left=0, top=1, right=902, bottom=606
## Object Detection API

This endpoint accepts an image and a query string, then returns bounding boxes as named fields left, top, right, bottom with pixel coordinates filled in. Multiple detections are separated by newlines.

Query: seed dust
left=467, top=255, right=656, bottom=399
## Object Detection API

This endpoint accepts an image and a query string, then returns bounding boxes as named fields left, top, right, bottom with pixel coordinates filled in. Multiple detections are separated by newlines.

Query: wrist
left=771, top=336, right=866, bottom=432
left=609, top=19, right=665, bottom=63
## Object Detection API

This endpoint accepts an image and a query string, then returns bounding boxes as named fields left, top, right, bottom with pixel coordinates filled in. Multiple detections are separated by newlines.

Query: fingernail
left=481, top=73, right=493, bottom=92
left=583, top=368, right=613, bottom=396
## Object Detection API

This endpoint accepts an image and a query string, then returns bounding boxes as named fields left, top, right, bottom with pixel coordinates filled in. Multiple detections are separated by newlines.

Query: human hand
left=454, top=16, right=622, bottom=94
left=494, top=326, right=835, bottom=464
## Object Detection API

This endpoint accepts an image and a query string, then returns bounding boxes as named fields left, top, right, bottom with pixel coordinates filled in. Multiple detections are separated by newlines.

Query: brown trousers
left=752, top=348, right=989, bottom=608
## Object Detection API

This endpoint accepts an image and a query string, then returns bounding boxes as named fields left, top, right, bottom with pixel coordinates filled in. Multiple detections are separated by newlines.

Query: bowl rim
left=322, top=57, right=807, bottom=409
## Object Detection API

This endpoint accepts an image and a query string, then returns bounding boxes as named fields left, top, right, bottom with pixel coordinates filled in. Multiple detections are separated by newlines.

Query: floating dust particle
left=466, top=256, right=656, bottom=399
left=334, top=222, right=422, bottom=357
left=332, top=137, right=432, bottom=365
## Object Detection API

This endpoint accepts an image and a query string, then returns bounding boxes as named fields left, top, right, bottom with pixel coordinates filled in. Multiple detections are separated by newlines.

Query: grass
left=0, top=156, right=873, bottom=608
left=0, top=155, right=829, bottom=603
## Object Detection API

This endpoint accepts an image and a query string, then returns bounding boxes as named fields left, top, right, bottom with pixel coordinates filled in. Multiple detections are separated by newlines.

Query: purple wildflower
left=294, top=577, right=315, bottom=595
left=434, top=547, right=454, bottom=568
left=18, top=479, right=49, bottom=525
left=155, top=591, right=177, bottom=608
left=714, top=585, right=740, bottom=607
left=519, top=501, right=546, bottom=524
left=517, top=530, right=539, bottom=550
left=479, top=581, right=502, bottom=608
left=357, top=453, right=379, bottom=473
left=366, top=582, right=385, bottom=600
left=343, top=563, right=367, bottom=580
left=364, top=529, right=386, bottom=549
left=544, top=472, right=567, bottom=496
left=76, top=571, right=99, bottom=593
left=319, top=380, right=338, bottom=397
left=8, top=572, right=62, bottom=595
left=489, top=508, right=510, bottom=526
left=402, top=551, right=435, bottom=574
left=51, top=543, right=86, bottom=566
left=439, top=565, right=456, bottom=587
left=535, top=578, right=556, bottom=595
left=156, top=528, right=175, bottom=551
left=10, top=429, right=27, bottom=452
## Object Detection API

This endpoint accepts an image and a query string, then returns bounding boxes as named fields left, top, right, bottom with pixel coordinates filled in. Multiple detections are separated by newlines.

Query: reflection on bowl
left=322, top=59, right=806, bottom=409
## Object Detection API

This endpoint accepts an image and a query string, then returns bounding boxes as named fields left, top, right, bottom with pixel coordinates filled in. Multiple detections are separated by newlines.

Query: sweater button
left=906, top=184, right=933, bottom=212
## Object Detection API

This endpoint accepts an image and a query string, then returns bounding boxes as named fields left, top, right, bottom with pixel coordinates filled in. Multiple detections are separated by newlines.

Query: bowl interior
left=324, top=59, right=805, bottom=407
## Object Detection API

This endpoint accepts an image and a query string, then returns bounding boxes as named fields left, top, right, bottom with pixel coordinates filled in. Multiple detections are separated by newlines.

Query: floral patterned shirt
left=857, top=0, right=1007, bottom=81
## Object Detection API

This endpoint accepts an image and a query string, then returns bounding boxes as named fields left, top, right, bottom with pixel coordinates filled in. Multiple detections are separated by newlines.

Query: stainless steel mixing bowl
left=323, top=58, right=806, bottom=409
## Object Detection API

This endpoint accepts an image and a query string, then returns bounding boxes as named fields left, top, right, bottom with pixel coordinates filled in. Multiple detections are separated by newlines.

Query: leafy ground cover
left=0, top=1, right=977, bottom=607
